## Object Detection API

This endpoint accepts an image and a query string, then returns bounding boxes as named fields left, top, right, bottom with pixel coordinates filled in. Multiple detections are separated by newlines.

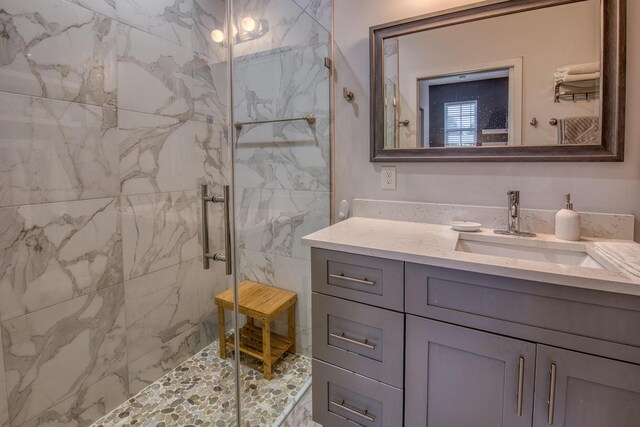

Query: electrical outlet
left=381, top=166, right=396, bottom=190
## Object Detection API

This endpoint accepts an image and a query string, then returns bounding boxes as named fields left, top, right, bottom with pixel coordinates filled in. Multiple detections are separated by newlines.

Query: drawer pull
left=547, top=363, right=557, bottom=424
left=330, top=332, right=377, bottom=350
left=517, top=356, right=524, bottom=416
left=331, top=399, right=376, bottom=423
left=329, top=273, right=376, bottom=286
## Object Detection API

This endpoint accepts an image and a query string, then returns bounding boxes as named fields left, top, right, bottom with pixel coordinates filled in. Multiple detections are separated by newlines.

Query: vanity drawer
left=406, top=264, right=640, bottom=349
left=312, top=359, right=403, bottom=427
left=312, top=293, right=405, bottom=388
left=311, top=248, right=404, bottom=311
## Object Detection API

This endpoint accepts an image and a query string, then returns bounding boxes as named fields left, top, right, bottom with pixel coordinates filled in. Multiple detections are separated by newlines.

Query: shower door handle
left=201, top=184, right=232, bottom=275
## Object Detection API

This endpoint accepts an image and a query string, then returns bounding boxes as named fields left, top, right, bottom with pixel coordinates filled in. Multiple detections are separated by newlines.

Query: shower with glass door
left=0, top=0, right=331, bottom=425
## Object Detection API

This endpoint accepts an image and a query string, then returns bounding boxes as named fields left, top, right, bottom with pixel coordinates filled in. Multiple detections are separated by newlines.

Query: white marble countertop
left=302, top=217, right=640, bottom=297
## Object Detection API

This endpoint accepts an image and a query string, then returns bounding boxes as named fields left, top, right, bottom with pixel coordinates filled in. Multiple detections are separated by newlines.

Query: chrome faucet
left=495, top=190, right=536, bottom=237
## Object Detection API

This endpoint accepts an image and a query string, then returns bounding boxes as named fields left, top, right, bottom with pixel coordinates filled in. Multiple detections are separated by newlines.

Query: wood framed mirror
left=370, top=0, right=626, bottom=162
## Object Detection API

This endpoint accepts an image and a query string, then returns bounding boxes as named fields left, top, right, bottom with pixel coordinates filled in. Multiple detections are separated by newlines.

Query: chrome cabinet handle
left=329, top=273, right=376, bottom=286
left=201, top=184, right=232, bottom=275
left=517, top=356, right=525, bottom=416
left=547, top=363, right=557, bottom=424
left=329, top=332, right=376, bottom=350
left=330, top=399, right=376, bottom=423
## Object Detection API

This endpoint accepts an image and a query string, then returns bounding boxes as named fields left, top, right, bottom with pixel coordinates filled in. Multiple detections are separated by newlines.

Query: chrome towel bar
left=234, top=115, right=316, bottom=131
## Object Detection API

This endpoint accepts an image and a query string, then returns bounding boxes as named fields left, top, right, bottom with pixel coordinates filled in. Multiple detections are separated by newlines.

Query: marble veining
left=2, top=284, right=127, bottom=426
left=191, top=0, right=226, bottom=62
left=352, top=199, right=635, bottom=241
left=0, top=332, right=7, bottom=427
left=121, top=191, right=198, bottom=281
left=94, top=340, right=311, bottom=427
left=193, top=54, right=228, bottom=125
left=117, top=23, right=193, bottom=119
left=0, top=0, right=116, bottom=106
left=293, top=0, right=331, bottom=32
left=117, top=0, right=194, bottom=49
left=66, top=0, right=116, bottom=19
left=0, top=92, right=120, bottom=207
left=0, top=197, right=122, bottom=322
left=281, top=386, right=319, bottom=427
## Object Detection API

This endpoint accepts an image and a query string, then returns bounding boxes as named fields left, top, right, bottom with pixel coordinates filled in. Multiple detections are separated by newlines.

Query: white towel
left=554, top=72, right=600, bottom=85
left=556, top=62, right=600, bottom=75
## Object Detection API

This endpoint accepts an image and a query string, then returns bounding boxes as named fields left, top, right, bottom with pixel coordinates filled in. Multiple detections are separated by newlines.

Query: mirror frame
left=370, top=0, right=626, bottom=162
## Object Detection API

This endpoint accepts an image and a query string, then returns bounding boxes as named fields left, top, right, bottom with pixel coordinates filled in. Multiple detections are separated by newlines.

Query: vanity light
left=210, top=29, right=225, bottom=43
left=241, top=16, right=257, bottom=32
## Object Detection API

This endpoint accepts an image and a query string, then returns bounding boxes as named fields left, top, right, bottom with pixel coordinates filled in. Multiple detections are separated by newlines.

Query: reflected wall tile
left=0, top=197, right=122, bottom=322
left=20, top=368, right=129, bottom=427
left=2, top=284, right=127, bottom=426
left=235, top=187, right=274, bottom=253
left=117, top=24, right=193, bottom=119
left=124, top=260, right=202, bottom=362
left=193, top=55, right=227, bottom=125
left=66, top=0, right=117, bottom=19
left=293, top=0, right=331, bottom=32
left=128, top=325, right=201, bottom=395
left=117, top=0, right=194, bottom=48
left=121, top=191, right=198, bottom=281
left=236, top=249, right=274, bottom=286
left=192, top=0, right=227, bottom=62
left=0, top=332, right=7, bottom=427
left=0, top=93, right=119, bottom=207
left=272, top=190, right=329, bottom=260
left=119, top=110, right=196, bottom=195
left=0, top=0, right=116, bottom=106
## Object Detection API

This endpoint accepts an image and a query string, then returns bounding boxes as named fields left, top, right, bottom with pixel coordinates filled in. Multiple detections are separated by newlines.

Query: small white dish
left=450, top=221, right=482, bottom=232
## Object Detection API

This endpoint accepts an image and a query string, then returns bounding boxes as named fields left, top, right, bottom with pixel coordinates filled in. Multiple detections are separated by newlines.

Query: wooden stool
left=215, top=281, right=297, bottom=380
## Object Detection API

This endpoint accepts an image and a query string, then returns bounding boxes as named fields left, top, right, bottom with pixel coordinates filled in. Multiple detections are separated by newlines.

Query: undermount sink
left=455, top=235, right=610, bottom=270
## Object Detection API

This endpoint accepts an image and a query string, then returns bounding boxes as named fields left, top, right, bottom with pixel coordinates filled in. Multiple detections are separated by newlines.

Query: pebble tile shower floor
left=93, top=340, right=311, bottom=427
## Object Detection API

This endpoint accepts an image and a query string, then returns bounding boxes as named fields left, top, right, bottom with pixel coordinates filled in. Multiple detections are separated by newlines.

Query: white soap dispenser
left=555, top=194, right=581, bottom=241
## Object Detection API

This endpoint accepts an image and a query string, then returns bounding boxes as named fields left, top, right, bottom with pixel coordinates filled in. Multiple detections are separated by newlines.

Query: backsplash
left=352, top=199, right=635, bottom=240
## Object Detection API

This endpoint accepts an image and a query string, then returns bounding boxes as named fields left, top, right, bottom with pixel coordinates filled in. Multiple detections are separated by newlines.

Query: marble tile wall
left=0, top=0, right=232, bottom=425
left=232, top=0, right=331, bottom=356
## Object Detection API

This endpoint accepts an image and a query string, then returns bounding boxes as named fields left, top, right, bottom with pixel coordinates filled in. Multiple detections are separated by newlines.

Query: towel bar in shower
left=234, top=115, right=316, bottom=131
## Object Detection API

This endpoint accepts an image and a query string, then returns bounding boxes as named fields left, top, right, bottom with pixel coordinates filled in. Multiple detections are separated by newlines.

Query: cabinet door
left=534, top=345, right=640, bottom=427
left=405, top=316, right=536, bottom=427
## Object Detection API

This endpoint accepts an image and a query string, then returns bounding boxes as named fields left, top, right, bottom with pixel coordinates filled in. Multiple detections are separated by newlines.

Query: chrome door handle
left=201, top=184, right=232, bottom=275
left=330, top=399, right=376, bottom=423
left=517, top=356, right=525, bottom=416
left=547, top=363, right=557, bottom=424
left=329, top=273, right=376, bottom=286
left=330, top=332, right=376, bottom=350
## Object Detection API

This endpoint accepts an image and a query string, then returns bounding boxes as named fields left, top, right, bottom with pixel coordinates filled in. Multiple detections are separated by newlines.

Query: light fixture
left=240, top=16, right=257, bottom=32
left=210, top=29, right=224, bottom=43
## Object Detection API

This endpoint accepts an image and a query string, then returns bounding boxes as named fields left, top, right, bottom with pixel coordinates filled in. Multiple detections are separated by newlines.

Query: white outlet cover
left=381, top=166, right=396, bottom=190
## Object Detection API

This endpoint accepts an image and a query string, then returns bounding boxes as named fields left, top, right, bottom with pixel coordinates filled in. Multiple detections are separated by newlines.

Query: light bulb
left=210, top=29, right=224, bottom=43
left=240, top=16, right=256, bottom=32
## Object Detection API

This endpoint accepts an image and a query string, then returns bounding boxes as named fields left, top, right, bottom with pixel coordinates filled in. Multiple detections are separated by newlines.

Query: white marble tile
left=272, top=190, right=330, bottom=260
left=297, top=0, right=331, bottom=32
left=0, top=197, right=122, bottom=322
left=66, top=0, right=117, bottom=18
left=2, top=284, right=127, bottom=426
left=198, top=258, right=233, bottom=325
left=20, top=368, right=129, bottom=427
left=0, top=92, right=120, bottom=207
left=119, top=110, right=197, bottom=195
left=0, top=0, right=116, bottom=106
left=192, top=0, right=227, bottom=62
left=117, top=0, right=194, bottom=48
left=281, top=386, right=319, bottom=427
left=193, top=54, right=228, bottom=125
left=194, top=120, right=230, bottom=188
left=124, top=260, right=202, bottom=362
left=235, top=187, right=275, bottom=253
left=117, top=23, right=193, bottom=119
left=274, top=255, right=311, bottom=332
left=236, top=249, right=274, bottom=286
left=352, top=199, right=636, bottom=240
left=121, top=191, right=198, bottom=281
left=0, top=332, right=7, bottom=427
left=127, top=326, right=201, bottom=395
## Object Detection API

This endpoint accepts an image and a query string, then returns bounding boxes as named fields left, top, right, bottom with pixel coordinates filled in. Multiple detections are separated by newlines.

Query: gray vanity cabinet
left=405, top=316, right=536, bottom=427
left=533, top=345, right=640, bottom=427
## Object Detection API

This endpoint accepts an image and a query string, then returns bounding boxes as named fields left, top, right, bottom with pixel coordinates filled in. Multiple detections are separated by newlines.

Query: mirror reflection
left=382, top=0, right=601, bottom=150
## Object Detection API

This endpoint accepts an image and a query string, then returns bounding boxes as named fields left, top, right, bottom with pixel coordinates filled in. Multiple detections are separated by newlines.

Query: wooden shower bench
left=215, top=281, right=297, bottom=379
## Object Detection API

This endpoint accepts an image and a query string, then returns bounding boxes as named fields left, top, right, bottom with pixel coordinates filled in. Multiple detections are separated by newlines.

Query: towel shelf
left=554, top=82, right=599, bottom=103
